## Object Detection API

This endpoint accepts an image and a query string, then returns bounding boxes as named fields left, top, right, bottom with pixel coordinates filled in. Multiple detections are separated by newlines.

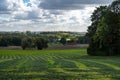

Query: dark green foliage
left=87, top=0, right=120, bottom=56
left=0, top=36, right=22, bottom=46
left=21, top=37, right=32, bottom=50
left=34, top=37, right=48, bottom=50
left=0, top=37, right=8, bottom=47
left=11, top=36, right=21, bottom=46
left=60, top=37, right=66, bottom=45
left=110, top=0, right=120, bottom=13
left=86, top=6, right=108, bottom=38
left=43, top=39, right=49, bottom=48
left=0, top=31, right=84, bottom=49
left=77, top=36, right=88, bottom=44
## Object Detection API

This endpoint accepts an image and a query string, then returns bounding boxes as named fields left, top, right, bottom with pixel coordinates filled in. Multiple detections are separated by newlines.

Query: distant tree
left=12, top=36, right=21, bottom=46
left=26, top=31, right=32, bottom=36
left=34, top=37, right=48, bottom=50
left=21, top=37, right=32, bottom=50
left=60, top=37, right=66, bottom=45
left=2, top=36, right=12, bottom=46
left=43, top=39, right=48, bottom=48
left=77, top=36, right=88, bottom=44
left=0, top=37, right=8, bottom=47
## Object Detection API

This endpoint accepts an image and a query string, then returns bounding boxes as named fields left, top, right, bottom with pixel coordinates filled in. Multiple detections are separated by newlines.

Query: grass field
left=0, top=49, right=120, bottom=80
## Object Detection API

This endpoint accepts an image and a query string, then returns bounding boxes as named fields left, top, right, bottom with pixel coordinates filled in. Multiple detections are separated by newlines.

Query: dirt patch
left=47, top=44, right=88, bottom=50
left=0, top=46, right=22, bottom=50
left=0, top=44, right=88, bottom=50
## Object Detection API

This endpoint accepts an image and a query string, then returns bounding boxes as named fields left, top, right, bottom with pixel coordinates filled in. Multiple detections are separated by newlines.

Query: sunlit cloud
left=0, top=0, right=114, bottom=32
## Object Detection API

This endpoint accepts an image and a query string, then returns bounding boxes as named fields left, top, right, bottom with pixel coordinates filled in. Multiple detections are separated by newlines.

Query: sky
left=0, top=0, right=114, bottom=32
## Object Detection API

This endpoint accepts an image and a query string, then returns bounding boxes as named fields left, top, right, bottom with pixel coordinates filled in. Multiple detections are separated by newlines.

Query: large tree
left=87, top=0, right=120, bottom=56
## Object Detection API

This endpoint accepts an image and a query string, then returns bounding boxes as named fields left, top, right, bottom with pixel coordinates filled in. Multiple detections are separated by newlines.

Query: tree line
left=0, top=31, right=88, bottom=50
left=86, top=0, right=120, bottom=56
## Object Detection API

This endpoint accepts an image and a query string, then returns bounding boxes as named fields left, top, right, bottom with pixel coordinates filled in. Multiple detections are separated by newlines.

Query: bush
left=60, top=37, right=66, bottom=45
left=11, top=36, right=21, bottom=46
left=34, top=37, right=48, bottom=50
left=87, top=47, right=109, bottom=56
left=21, top=37, right=32, bottom=50
left=0, top=37, right=8, bottom=47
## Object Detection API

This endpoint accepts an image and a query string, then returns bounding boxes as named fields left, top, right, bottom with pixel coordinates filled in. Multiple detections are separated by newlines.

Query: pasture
left=0, top=49, right=120, bottom=80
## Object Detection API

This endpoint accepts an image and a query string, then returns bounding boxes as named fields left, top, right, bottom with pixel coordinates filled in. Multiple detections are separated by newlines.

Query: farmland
left=0, top=49, right=120, bottom=80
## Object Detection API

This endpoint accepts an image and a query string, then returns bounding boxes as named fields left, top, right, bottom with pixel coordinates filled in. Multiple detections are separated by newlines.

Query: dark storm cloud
left=39, top=0, right=114, bottom=10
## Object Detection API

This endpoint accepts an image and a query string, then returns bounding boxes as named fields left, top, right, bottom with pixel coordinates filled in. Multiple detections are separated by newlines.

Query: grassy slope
left=0, top=49, right=120, bottom=80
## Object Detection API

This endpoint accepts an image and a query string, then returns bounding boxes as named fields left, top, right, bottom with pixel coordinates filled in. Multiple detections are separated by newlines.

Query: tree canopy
left=86, top=0, right=120, bottom=56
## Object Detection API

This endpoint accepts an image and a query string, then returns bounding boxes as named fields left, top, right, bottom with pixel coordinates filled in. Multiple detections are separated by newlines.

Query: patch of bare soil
left=0, top=44, right=88, bottom=50
left=47, top=44, right=88, bottom=50
left=0, top=46, right=22, bottom=50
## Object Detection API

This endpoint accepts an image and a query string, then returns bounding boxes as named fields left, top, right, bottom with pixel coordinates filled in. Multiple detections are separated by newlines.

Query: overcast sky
left=0, top=0, right=114, bottom=32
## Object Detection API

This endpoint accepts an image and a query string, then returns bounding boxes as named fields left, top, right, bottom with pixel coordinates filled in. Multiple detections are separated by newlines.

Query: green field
left=0, top=49, right=120, bottom=80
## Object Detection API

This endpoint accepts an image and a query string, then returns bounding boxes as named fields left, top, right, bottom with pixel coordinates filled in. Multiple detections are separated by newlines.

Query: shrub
left=60, top=37, right=66, bottom=45
left=34, top=37, right=48, bottom=50
left=21, top=37, right=32, bottom=50
left=0, top=37, right=8, bottom=47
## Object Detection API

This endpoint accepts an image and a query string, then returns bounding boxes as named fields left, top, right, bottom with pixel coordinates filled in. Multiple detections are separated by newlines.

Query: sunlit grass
left=0, top=49, right=120, bottom=80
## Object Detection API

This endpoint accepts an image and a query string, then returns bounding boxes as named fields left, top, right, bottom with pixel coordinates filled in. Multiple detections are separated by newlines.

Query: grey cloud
left=14, top=10, right=42, bottom=20
left=0, top=0, right=9, bottom=11
left=0, top=11, right=12, bottom=14
left=27, top=10, right=41, bottom=19
left=48, top=10, right=64, bottom=15
left=0, top=0, right=19, bottom=14
left=39, top=0, right=114, bottom=10
left=0, top=0, right=11, bottom=14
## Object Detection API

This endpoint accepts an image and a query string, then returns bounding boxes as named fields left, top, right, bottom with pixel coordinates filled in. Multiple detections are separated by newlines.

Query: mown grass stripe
left=2, top=59, right=21, bottom=71
left=97, top=59, right=120, bottom=66
left=0, top=59, right=12, bottom=64
left=0, top=49, right=119, bottom=80
left=88, top=60, right=120, bottom=70
left=0, top=59, right=19, bottom=71
left=65, top=59, right=89, bottom=70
